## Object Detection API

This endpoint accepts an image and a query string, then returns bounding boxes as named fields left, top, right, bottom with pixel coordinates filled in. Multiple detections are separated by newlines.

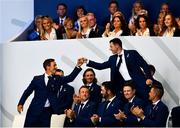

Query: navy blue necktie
left=117, top=55, right=122, bottom=69
left=78, top=103, right=84, bottom=115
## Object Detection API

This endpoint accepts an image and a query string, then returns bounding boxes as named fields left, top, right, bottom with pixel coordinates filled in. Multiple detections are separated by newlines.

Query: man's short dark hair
left=109, top=38, right=122, bottom=48
left=151, top=83, right=164, bottom=99
left=109, top=0, right=119, bottom=8
left=79, top=85, right=90, bottom=93
left=57, top=3, right=67, bottom=10
left=43, top=58, right=55, bottom=70
left=102, top=81, right=116, bottom=95
left=82, top=68, right=97, bottom=84
left=123, top=81, right=136, bottom=90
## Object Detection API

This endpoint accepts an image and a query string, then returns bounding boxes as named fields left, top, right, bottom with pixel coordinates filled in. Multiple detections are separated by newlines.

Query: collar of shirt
left=110, top=15, right=113, bottom=21
left=45, top=28, right=57, bottom=40
left=129, top=96, right=135, bottom=103
left=92, top=24, right=97, bottom=31
left=152, top=100, right=160, bottom=106
left=117, top=49, right=124, bottom=56
left=81, top=99, right=89, bottom=109
left=81, top=28, right=91, bottom=38
left=109, top=29, right=123, bottom=37
left=108, top=95, right=116, bottom=102
left=86, top=83, right=92, bottom=87
left=136, top=28, right=150, bottom=36
left=44, top=73, right=52, bottom=85
left=59, top=16, right=66, bottom=21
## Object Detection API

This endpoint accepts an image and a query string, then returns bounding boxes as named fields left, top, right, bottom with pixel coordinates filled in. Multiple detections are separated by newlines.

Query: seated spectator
left=128, top=0, right=144, bottom=35
left=131, top=83, right=169, bottom=127
left=160, top=13, right=180, bottom=37
left=53, top=3, right=69, bottom=29
left=27, top=15, right=43, bottom=41
left=41, top=16, right=62, bottom=40
left=74, top=5, right=87, bottom=31
left=160, top=3, right=169, bottom=14
left=135, top=15, right=154, bottom=36
left=91, top=81, right=124, bottom=127
left=87, top=13, right=104, bottom=38
left=76, top=16, right=92, bottom=38
left=82, top=68, right=102, bottom=105
left=176, top=17, right=180, bottom=29
left=65, top=86, right=96, bottom=127
left=102, top=15, right=129, bottom=37
left=63, top=17, right=77, bottom=39
left=102, top=0, right=119, bottom=27
left=54, top=69, right=75, bottom=114
left=153, top=12, right=166, bottom=36
left=114, top=81, right=145, bottom=127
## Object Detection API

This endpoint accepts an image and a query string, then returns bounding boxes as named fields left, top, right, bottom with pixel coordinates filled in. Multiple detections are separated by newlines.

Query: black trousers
left=24, top=107, right=53, bottom=127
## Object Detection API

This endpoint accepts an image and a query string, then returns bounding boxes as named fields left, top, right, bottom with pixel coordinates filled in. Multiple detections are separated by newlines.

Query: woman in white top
left=135, top=15, right=154, bottom=36
left=160, top=13, right=180, bottom=37
left=128, top=1, right=145, bottom=35
left=76, top=16, right=91, bottom=38
left=102, top=16, right=129, bottom=37
left=41, top=16, right=62, bottom=40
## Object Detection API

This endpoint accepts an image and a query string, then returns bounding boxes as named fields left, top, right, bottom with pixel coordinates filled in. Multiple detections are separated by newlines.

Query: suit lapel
left=41, top=74, right=46, bottom=88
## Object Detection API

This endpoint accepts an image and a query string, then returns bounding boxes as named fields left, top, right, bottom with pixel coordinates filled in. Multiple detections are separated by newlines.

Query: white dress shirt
left=117, top=50, right=132, bottom=81
left=44, top=28, right=57, bottom=40
left=44, top=73, right=51, bottom=107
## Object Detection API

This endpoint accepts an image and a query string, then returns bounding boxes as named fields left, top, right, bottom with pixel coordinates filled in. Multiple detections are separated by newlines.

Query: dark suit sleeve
left=87, top=59, right=110, bottom=70
left=133, top=50, right=152, bottom=79
left=56, top=67, right=81, bottom=85
left=18, top=77, right=36, bottom=105
left=141, top=105, right=169, bottom=127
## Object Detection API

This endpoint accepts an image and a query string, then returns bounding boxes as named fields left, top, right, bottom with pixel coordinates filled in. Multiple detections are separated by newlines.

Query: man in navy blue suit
left=83, top=38, right=152, bottom=101
left=54, top=69, right=74, bottom=114
left=91, top=81, right=124, bottom=127
left=131, top=83, right=169, bottom=127
left=65, top=86, right=96, bottom=127
left=82, top=68, right=102, bottom=105
left=17, top=58, right=83, bottom=127
left=114, top=81, right=145, bottom=127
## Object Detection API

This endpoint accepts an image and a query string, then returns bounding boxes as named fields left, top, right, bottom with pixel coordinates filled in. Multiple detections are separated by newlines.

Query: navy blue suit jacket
left=97, top=96, right=124, bottom=127
left=141, top=100, right=169, bottom=127
left=87, top=50, right=151, bottom=99
left=89, top=25, right=104, bottom=38
left=18, top=67, right=81, bottom=123
left=72, top=100, right=96, bottom=127
left=56, top=84, right=74, bottom=114
left=89, top=83, right=102, bottom=105
left=27, top=29, right=40, bottom=41
left=123, top=96, right=145, bottom=127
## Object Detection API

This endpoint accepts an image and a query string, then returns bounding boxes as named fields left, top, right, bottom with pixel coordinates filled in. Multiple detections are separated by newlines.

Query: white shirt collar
left=118, top=49, right=124, bottom=56
left=108, top=95, right=116, bottom=102
left=129, top=96, right=135, bottom=103
left=153, top=100, right=160, bottom=105
left=92, top=24, right=97, bottom=30
left=86, top=83, right=93, bottom=87
left=45, top=73, right=51, bottom=78
left=81, top=99, right=89, bottom=107
left=59, top=16, right=66, bottom=21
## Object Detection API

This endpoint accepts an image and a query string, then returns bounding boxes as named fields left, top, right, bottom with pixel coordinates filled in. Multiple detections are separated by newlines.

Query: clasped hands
left=76, top=57, right=88, bottom=67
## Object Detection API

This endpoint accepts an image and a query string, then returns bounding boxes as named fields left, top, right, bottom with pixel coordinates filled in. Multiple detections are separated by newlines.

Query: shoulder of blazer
left=64, top=84, right=75, bottom=91
left=33, top=74, right=44, bottom=80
